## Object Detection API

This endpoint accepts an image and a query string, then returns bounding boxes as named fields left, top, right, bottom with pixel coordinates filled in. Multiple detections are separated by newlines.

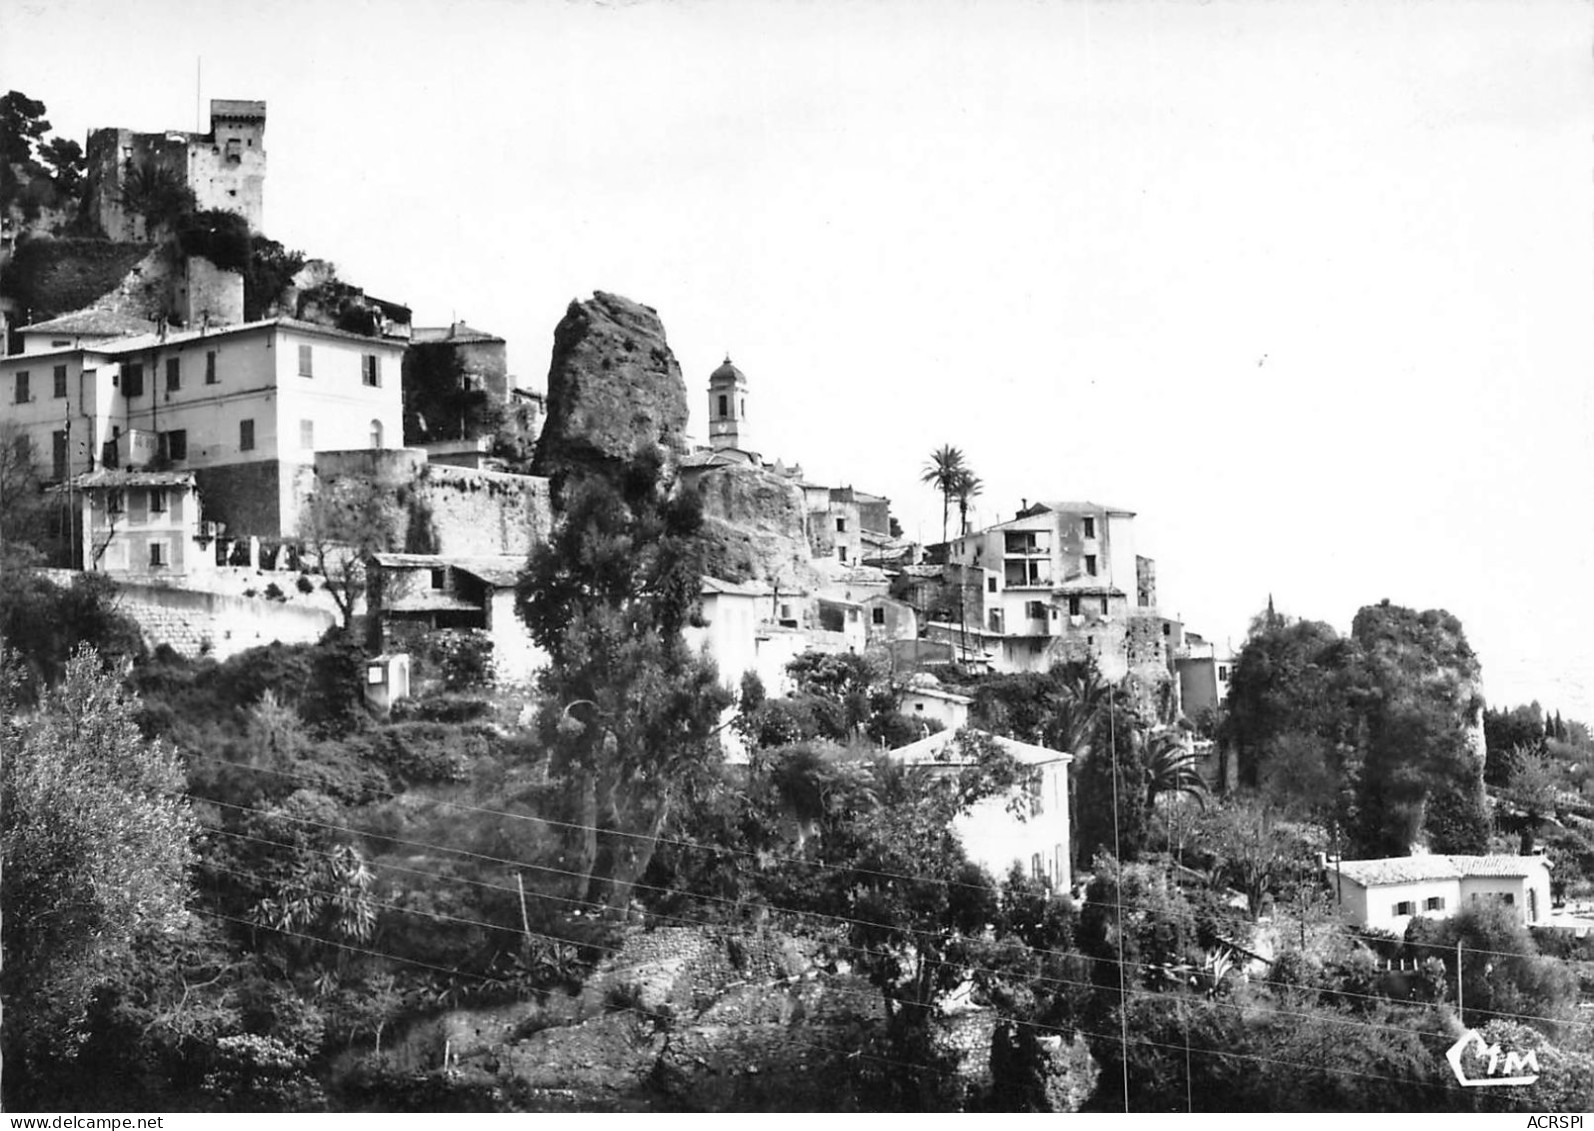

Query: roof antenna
left=196, top=57, right=202, bottom=132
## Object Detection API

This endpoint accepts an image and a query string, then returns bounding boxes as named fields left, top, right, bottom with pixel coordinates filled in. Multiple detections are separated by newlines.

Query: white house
left=887, top=727, right=1073, bottom=892
left=1329, top=854, right=1554, bottom=933
left=898, top=676, right=973, bottom=732
left=1, top=316, right=406, bottom=538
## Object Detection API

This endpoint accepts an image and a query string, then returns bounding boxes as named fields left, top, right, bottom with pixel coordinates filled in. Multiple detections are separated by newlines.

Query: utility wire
left=181, top=752, right=1594, bottom=971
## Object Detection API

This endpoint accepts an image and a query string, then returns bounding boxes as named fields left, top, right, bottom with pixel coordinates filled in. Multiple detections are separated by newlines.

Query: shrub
left=391, top=693, right=493, bottom=725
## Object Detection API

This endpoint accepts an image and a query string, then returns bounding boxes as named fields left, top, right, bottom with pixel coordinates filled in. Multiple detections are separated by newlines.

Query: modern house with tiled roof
left=1327, top=854, right=1553, bottom=932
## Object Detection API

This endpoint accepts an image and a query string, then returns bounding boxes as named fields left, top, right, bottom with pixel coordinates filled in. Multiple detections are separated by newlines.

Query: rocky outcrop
left=531, top=292, right=690, bottom=489
left=691, top=463, right=821, bottom=591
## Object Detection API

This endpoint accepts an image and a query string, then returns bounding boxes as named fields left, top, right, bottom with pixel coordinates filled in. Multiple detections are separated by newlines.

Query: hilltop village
left=4, top=94, right=1594, bottom=1114
left=0, top=96, right=1231, bottom=736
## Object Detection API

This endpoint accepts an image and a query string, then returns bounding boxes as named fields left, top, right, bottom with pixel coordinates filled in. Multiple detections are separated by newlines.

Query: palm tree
left=920, top=445, right=966, bottom=547
left=951, top=469, right=983, bottom=536
left=1144, top=729, right=1210, bottom=810
left=1047, top=663, right=1114, bottom=760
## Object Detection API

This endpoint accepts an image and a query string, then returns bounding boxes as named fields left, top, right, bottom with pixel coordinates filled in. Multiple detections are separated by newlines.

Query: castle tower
left=707, top=356, right=750, bottom=452
left=190, top=100, right=267, bottom=232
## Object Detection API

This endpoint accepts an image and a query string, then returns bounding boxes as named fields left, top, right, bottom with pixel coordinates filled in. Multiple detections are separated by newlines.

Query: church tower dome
left=707, top=355, right=749, bottom=452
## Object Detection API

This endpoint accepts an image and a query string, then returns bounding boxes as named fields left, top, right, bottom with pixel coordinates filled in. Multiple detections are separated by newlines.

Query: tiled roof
left=370, top=552, right=525, bottom=589
left=413, top=322, right=504, bottom=345
left=700, top=577, right=770, bottom=597
left=1025, top=500, right=1136, bottom=517
left=888, top=727, right=1070, bottom=767
left=1334, top=854, right=1550, bottom=887
left=1053, top=578, right=1125, bottom=594
left=1451, top=855, right=1553, bottom=878
left=902, top=685, right=974, bottom=706
left=103, top=316, right=405, bottom=354
left=448, top=556, right=528, bottom=589
left=20, top=309, right=159, bottom=338
left=369, top=552, right=446, bottom=569
left=65, top=469, right=197, bottom=489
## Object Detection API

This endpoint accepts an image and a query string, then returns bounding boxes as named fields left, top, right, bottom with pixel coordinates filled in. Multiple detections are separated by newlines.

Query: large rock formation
left=531, top=292, right=690, bottom=488
left=691, top=462, right=821, bottom=591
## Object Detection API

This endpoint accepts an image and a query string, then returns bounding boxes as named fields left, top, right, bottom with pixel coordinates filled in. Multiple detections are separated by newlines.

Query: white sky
left=5, top=0, right=1591, bottom=721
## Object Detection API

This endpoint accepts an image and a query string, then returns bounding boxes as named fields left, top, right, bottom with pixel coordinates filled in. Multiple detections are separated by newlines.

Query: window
left=1424, top=897, right=1446, bottom=911
left=165, top=357, right=180, bottom=391
left=53, top=365, right=67, bottom=398
left=430, top=568, right=446, bottom=590
left=1218, top=665, right=1229, bottom=681
left=239, top=419, right=255, bottom=451
left=1100, top=596, right=1110, bottom=615
left=149, top=488, right=168, bottom=513
left=299, top=419, right=314, bottom=450
left=161, top=430, right=187, bottom=461
left=51, top=339, right=70, bottom=348
left=1068, top=595, right=1081, bottom=616
left=872, top=607, right=885, bottom=625
left=1026, top=600, right=1046, bottom=619
left=913, top=701, right=924, bottom=712
left=987, top=576, right=998, bottom=593
left=848, top=607, right=859, bottom=622
left=837, top=546, right=847, bottom=563
left=1031, top=853, right=1043, bottom=880
left=1163, top=623, right=1171, bottom=636
left=148, top=541, right=167, bottom=568
left=205, top=351, right=217, bottom=384
left=298, top=344, right=313, bottom=377
left=123, top=362, right=144, bottom=397
left=1084, top=554, right=1098, bottom=576
left=1005, top=558, right=1052, bottom=586
left=362, top=354, right=380, bottom=387
left=370, top=419, right=383, bottom=448
left=107, top=489, right=124, bottom=515
left=717, top=394, right=728, bottom=417
left=367, top=664, right=385, bottom=686
left=1393, top=901, right=1415, bottom=916
left=1503, top=892, right=1515, bottom=906
left=1082, top=516, right=1096, bottom=539
left=52, top=430, right=67, bottom=479
left=836, top=517, right=846, bottom=532
left=740, top=398, right=746, bottom=417
left=14, top=371, right=29, bottom=403
left=988, top=609, right=1003, bottom=632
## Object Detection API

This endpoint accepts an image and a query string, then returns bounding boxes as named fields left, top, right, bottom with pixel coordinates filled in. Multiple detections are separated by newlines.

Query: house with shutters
left=62, top=469, right=215, bottom=576
left=1328, top=854, right=1554, bottom=933
left=0, top=316, right=406, bottom=540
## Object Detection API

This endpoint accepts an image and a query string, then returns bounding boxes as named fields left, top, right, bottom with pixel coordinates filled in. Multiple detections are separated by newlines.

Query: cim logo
left=1446, top=1028, right=1541, bottom=1088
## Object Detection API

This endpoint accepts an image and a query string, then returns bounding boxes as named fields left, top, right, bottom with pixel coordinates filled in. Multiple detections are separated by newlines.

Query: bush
left=358, top=722, right=475, bottom=786
left=867, top=710, right=944, bottom=750
left=391, top=693, right=493, bottom=725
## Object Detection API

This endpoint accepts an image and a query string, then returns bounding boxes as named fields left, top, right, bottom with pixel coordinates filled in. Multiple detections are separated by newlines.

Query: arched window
left=370, top=419, right=383, bottom=448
